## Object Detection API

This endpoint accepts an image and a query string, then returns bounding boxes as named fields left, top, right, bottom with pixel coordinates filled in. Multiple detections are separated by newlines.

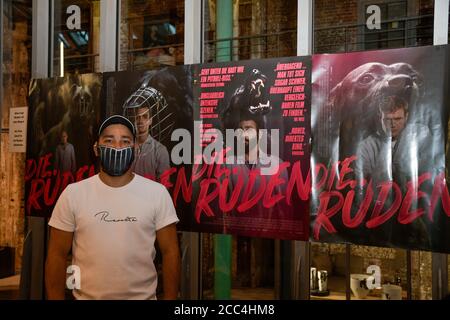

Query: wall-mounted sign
left=9, top=107, right=28, bottom=153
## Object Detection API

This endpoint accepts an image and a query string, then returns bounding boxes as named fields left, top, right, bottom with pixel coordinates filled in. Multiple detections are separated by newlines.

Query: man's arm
left=45, top=227, right=73, bottom=300
left=70, top=144, right=77, bottom=174
left=156, top=223, right=180, bottom=300
left=156, top=146, right=171, bottom=179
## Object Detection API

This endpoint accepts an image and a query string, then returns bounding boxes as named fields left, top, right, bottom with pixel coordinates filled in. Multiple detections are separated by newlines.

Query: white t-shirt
left=48, top=173, right=179, bottom=300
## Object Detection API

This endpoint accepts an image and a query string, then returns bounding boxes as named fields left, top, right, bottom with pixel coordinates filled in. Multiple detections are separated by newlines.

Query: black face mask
left=98, top=145, right=135, bottom=176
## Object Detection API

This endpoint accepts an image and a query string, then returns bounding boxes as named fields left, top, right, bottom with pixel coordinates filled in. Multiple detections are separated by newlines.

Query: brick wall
left=314, top=0, right=435, bottom=53
left=265, top=0, right=297, bottom=58
left=119, top=0, right=129, bottom=70
left=314, top=0, right=358, bottom=29
left=314, top=0, right=358, bottom=53
left=119, top=0, right=184, bottom=70
left=1, top=15, right=30, bottom=274
left=205, top=0, right=297, bottom=62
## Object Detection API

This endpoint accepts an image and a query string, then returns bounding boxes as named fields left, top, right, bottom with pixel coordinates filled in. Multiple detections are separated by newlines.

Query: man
left=355, top=96, right=433, bottom=247
left=229, top=115, right=287, bottom=189
left=45, top=115, right=180, bottom=300
left=220, top=114, right=290, bottom=285
left=54, top=130, right=76, bottom=174
left=219, top=109, right=292, bottom=235
left=234, top=116, right=282, bottom=176
left=123, top=85, right=170, bottom=180
left=356, top=96, right=432, bottom=185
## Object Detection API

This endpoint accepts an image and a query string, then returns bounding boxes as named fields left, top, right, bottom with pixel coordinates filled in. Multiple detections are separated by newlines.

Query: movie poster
left=24, top=59, right=312, bottom=242
left=102, top=66, right=194, bottom=222
left=25, top=73, right=102, bottom=217
left=311, top=45, right=450, bottom=252
left=189, top=57, right=311, bottom=240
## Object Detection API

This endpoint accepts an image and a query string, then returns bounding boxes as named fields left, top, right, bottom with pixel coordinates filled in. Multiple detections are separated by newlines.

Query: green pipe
left=214, top=0, right=233, bottom=300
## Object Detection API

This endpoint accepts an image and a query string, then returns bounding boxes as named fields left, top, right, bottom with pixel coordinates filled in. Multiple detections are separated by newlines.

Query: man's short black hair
left=221, top=102, right=264, bottom=131
left=379, top=96, right=409, bottom=114
left=237, top=114, right=263, bottom=131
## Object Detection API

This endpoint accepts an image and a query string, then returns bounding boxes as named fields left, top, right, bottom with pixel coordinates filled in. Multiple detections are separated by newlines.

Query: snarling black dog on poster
left=190, top=57, right=311, bottom=240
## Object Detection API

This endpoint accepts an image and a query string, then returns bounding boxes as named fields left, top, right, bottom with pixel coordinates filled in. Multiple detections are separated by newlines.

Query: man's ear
left=93, top=142, right=99, bottom=157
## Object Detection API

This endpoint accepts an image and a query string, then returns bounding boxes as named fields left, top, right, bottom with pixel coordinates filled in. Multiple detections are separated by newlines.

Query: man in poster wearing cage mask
left=123, top=84, right=171, bottom=180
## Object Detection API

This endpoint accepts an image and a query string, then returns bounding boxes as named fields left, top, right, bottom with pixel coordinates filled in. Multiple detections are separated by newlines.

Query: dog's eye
left=359, top=74, right=374, bottom=84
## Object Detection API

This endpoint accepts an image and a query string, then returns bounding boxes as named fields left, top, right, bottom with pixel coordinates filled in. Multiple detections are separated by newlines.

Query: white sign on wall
left=9, top=107, right=28, bottom=153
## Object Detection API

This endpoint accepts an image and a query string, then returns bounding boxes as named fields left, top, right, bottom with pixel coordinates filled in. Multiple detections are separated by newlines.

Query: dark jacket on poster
left=354, top=123, right=436, bottom=248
